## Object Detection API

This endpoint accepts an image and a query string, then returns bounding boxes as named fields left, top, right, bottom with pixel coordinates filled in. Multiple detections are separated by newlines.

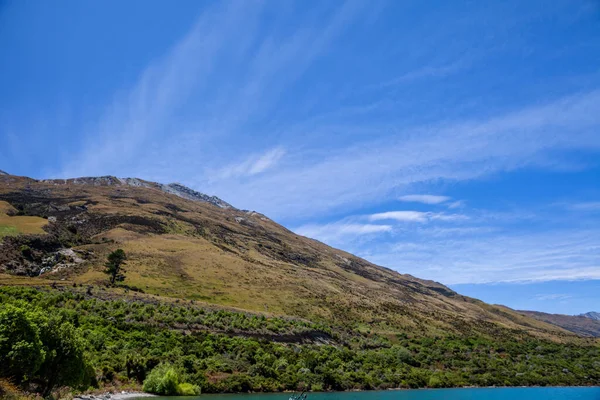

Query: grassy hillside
left=0, top=201, right=47, bottom=238
left=0, top=173, right=599, bottom=396
left=520, top=310, right=600, bottom=338
left=0, top=174, right=583, bottom=341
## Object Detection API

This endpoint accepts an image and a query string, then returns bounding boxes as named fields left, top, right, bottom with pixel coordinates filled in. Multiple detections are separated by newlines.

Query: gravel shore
left=75, top=392, right=157, bottom=400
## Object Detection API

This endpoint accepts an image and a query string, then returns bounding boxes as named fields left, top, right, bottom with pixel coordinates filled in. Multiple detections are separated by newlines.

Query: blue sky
left=1, top=0, right=599, bottom=314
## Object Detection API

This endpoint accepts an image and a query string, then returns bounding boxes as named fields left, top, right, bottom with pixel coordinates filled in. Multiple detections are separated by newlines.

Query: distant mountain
left=0, top=170, right=8, bottom=175
left=580, top=311, right=600, bottom=321
left=519, top=310, right=600, bottom=337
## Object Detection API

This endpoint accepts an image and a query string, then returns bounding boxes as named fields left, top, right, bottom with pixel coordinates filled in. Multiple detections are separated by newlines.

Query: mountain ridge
left=519, top=310, right=600, bottom=337
left=580, top=311, right=600, bottom=321
left=37, top=175, right=233, bottom=209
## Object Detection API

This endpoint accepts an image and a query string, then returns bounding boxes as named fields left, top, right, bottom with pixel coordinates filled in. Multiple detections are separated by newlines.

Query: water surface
left=146, top=387, right=600, bottom=400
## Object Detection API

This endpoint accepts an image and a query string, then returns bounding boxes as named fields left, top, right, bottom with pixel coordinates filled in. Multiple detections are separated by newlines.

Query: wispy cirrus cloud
left=38, top=0, right=600, bottom=223
left=59, top=1, right=261, bottom=178
left=368, top=210, right=467, bottom=223
left=369, top=211, right=428, bottom=222
left=360, top=227, right=600, bottom=285
left=203, top=89, right=600, bottom=219
left=374, top=59, right=469, bottom=88
left=568, top=201, right=600, bottom=212
left=533, top=293, right=573, bottom=301
left=213, top=147, right=286, bottom=180
left=295, top=222, right=392, bottom=245
left=56, top=0, right=375, bottom=182
left=398, top=194, right=451, bottom=204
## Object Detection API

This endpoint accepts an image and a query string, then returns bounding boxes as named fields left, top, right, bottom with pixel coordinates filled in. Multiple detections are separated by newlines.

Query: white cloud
left=369, top=211, right=429, bottom=222
left=39, top=0, right=600, bottom=223
left=360, top=228, right=600, bottom=285
left=295, top=222, right=392, bottom=245
left=374, top=59, right=469, bottom=88
left=569, top=202, right=600, bottom=212
left=368, top=211, right=467, bottom=223
left=429, top=213, right=469, bottom=222
left=447, top=200, right=465, bottom=209
left=398, top=194, right=450, bottom=204
left=56, top=1, right=372, bottom=180
left=249, top=148, right=286, bottom=175
left=533, top=293, right=573, bottom=301
left=214, top=147, right=286, bottom=179
left=204, top=90, right=600, bottom=219
left=58, top=1, right=259, bottom=178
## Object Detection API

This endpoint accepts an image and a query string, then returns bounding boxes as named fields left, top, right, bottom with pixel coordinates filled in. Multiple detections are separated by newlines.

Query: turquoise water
left=145, top=387, right=600, bottom=400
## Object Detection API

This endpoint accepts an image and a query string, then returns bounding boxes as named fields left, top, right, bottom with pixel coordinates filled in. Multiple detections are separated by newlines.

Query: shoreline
left=74, top=385, right=600, bottom=399
left=75, top=392, right=157, bottom=400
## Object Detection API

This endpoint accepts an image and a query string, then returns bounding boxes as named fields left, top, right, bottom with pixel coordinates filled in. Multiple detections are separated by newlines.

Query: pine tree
left=104, top=249, right=126, bottom=285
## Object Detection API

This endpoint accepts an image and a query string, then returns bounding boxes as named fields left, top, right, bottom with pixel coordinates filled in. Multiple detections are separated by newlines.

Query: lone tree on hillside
left=104, top=249, right=126, bottom=285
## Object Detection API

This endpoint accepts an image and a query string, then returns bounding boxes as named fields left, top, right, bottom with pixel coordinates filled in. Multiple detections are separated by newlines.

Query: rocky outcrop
left=162, top=183, right=232, bottom=209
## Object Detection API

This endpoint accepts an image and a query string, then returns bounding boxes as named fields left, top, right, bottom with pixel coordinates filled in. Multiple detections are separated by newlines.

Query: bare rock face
left=162, top=183, right=232, bottom=209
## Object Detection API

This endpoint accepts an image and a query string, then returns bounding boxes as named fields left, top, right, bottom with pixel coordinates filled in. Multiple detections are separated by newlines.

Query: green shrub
left=143, top=364, right=180, bottom=395
left=0, top=305, right=45, bottom=382
left=177, top=382, right=201, bottom=396
left=37, top=316, right=93, bottom=396
left=19, top=245, right=32, bottom=258
left=0, top=303, right=93, bottom=395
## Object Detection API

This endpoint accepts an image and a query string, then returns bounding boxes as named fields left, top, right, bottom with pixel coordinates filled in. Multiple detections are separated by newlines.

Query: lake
left=144, top=387, right=600, bottom=400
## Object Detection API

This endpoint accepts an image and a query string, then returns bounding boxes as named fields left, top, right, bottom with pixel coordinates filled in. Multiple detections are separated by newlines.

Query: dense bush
left=142, top=364, right=180, bottom=395
left=177, top=382, right=201, bottom=395
left=142, top=363, right=201, bottom=395
left=0, top=305, right=45, bottom=382
left=0, top=286, right=599, bottom=396
left=0, top=300, right=93, bottom=396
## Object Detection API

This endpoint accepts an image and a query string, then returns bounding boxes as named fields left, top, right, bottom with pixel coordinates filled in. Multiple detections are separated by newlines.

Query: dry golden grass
left=0, top=201, right=47, bottom=238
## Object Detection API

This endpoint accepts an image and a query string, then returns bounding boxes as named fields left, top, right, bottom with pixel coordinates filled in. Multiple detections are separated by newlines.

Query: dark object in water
left=289, top=392, right=308, bottom=400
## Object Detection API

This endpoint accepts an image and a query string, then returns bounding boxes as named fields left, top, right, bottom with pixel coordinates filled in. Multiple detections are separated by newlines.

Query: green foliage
left=19, top=245, right=32, bottom=258
left=104, top=249, right=127, bottom=285
left=0, top=305, right=45, bottom=381
left=143, top=363, right=200, bottom=396
left=36, top=315, right=93, bottom=396
left=0, top=299, right=93, bottom=395
left=177, top=382, right=201, bottom=396
left=1, top=286, right=599, bottom=396
left=143, top=364, right=180, bottom=395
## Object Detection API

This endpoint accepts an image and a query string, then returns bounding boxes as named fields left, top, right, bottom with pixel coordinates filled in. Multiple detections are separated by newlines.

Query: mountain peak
left=579, top=311, right=600, bottom=321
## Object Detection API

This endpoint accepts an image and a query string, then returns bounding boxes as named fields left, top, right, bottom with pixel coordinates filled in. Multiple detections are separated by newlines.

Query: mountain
left=41, top=175, right=233, bottom=209
left=519, top=310, right=600, bottom=338
left=0, top=172, right=592, bottom=341
left=580, top=312, right=600, bottom=321
left=0, top=170, right=8, bottom=175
